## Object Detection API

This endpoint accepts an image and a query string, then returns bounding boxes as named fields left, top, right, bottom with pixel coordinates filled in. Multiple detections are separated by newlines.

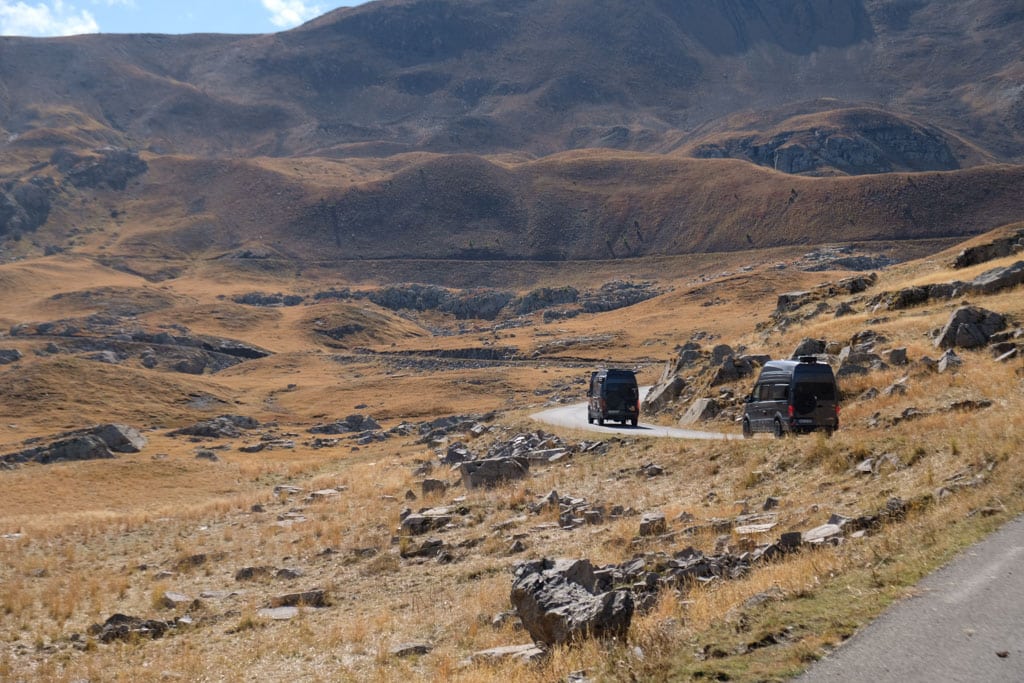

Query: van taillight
left=788, top=405, right=794, bottom=418
left=835, top=405, right=841, bottom=416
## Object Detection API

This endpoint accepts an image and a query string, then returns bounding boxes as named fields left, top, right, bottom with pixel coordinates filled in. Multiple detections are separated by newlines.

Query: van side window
left=756, top=384, right=770, bottom=400
left=769, top=384, right=788, bottom=401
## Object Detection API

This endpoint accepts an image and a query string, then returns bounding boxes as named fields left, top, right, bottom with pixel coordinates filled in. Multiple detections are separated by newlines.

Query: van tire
left=630, top=417, right=638, bottom=427
left=773, top=419, right=785, bottom=439
left=587, top=413, right=594, bottom=424
left=742, top=418, right=752, bottom=439
left=597, top=417, right=604, bottom=426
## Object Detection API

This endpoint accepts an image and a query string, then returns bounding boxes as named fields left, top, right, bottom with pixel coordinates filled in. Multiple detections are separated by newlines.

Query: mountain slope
left=0, top=0, right=1021, bottom=161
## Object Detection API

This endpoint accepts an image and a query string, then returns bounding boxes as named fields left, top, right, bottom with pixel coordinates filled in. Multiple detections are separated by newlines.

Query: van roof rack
left=798, top=355, right=819, bottom=364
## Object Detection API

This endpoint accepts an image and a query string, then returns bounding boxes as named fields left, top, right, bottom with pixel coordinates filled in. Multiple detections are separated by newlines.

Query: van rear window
left=794, top=381, right=836, bottom=402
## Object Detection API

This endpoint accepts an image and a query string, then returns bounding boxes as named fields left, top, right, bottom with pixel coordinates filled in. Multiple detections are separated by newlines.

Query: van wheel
left=742, top=418, right=752, bottom=439
left=630, top=417, right=638, bottom=427
left=597, top=417, right=604, bottom=426
left=587, top=413, right=594, bottom=425
left=773, top=419, right=785, bottom=439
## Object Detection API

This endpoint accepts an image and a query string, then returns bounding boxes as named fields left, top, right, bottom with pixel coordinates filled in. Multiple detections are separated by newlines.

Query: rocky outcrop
left=691, top=110, right=960, bottom=175
left=969, top=261, right=1024, bottom=295
left=51, top=147, right=148, bottom=190
left=9, top=317, right=271, bottom=374
left=313, top=280, right=660, bottom=321
left=0, top=177, right=54, bottom=237
left=1, top=424, right=147, bottom=467
left=169, top=415, right=260, bottom=439
left=510, top=559, right=634, bottom=647
left=953, top=229, right=1024, bottom=268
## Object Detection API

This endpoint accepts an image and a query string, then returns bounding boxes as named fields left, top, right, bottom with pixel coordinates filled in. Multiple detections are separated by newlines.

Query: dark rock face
left=51, top=147, right=148, bottom=190
left=0, top=177, right=54, bottom=237
left=510, top=559, right=633, bottom=647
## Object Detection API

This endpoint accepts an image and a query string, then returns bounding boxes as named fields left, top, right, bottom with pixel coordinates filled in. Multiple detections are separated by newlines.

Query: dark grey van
left=742, top=357, right=839, bottom=438
left=587, top=369, right=640, bottom=426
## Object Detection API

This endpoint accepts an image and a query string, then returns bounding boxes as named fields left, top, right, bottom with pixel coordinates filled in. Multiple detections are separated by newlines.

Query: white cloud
left=0, top=0, right=99, bottom=36
left=261, top=0, right=324, bottom=29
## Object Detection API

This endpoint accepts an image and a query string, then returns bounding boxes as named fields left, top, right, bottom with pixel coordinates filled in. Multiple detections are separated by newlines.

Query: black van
left=587, top=369, right=640, bottom=426
left=742, top=357, right=839, bottom=438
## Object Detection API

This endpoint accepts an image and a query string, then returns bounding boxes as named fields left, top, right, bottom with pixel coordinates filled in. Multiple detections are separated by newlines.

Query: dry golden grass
left=1, top=230, right=1024, bottom=681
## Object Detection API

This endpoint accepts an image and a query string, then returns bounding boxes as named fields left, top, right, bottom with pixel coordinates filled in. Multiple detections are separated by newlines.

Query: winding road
left=531, top=389, right=736, bottom=440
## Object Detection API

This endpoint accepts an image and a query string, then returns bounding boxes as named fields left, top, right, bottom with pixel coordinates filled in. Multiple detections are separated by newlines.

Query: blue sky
left=0, top=1, right=368, bottom=37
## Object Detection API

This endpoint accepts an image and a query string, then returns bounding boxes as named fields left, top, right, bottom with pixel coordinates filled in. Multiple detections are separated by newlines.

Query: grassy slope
left=1, top=225, right=1023, bottom=680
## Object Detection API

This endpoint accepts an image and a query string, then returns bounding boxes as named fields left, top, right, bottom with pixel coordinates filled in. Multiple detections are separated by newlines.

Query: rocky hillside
left=1, top=0, right=1023, bottom=275
left=0, top=0, right=1021, bottom=162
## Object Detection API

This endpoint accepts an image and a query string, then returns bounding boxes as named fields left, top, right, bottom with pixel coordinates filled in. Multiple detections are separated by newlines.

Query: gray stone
left=937, top=349, right=962, bottom=374
left=886, top=348, right=909, bottom=366
left=641, top=374, right=685, bottom=414
left=0, top=349, right=22, bottom=364
left=422, top=479, right=448, bottom=496
left=639, top=512, right=667, bottom=536
left=802, top=524, right=843, bottom=544
left=792, top=338, right=826, bottom=358
left=390, top=642, right=432, bottom=657
left=93, top=425, right=147, bottom=453
left=466, top=644, right=546, bottom=665
left=460, top=457, right=529, bottom=490
left=969, top=261, right=1024, bottom=295
left=257, top=606, right=299, bottom=621
left=934, top=306, right=1006, bottom=349
left=269, top=589, right=328, bottom=608
left=679, top=398, right=720, bottom=425
left=161, top=591, right=194, bottom=609
left=510, top=558, right=633, bottom=647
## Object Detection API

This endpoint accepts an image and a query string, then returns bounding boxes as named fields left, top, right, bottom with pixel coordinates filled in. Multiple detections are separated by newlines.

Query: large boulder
left=90, top=424, right=147, bottom=453
left=679, top=398, right=719, bottom=425
left=0, top=349, right=22, bottom=364
left=791, top=338, right=826, bottom=357
left=642, top=374, right=685, bottom=414
left=510, top=559, right=633, bottom=647
left=969, top=261, right=1024, bottom=295
left=459, top=457, right=529, bottom=489
left=934, top=306, right=1007, bottom=349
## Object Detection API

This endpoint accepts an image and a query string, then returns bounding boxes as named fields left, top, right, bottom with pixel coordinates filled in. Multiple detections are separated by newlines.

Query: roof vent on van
left=798, top=355, right=819, bottom=364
